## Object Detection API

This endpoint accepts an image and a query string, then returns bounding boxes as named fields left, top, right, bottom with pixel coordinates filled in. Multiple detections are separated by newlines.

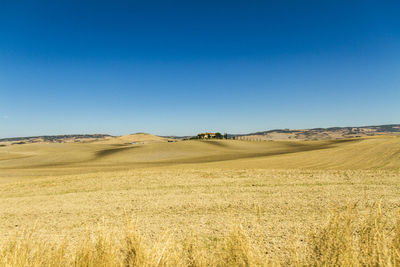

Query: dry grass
left=297, top=202, right=400, bottom=266
left=0, top=136, right=399, bottom=266
left=1, top=203, right=399, bottom=266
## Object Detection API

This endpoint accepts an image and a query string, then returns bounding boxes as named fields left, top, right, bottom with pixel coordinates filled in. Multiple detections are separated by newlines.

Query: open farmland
left=0, top=136, right=400, bottom=265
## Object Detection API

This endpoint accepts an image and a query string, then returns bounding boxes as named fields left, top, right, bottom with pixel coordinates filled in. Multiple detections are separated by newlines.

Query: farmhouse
left=197, top=132, right=216, bottom=139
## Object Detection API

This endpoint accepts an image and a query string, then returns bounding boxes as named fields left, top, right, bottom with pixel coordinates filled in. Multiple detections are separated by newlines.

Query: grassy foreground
left=1, top=137, right=400, bottom=266
left=1, top=203, right=399, bottom=266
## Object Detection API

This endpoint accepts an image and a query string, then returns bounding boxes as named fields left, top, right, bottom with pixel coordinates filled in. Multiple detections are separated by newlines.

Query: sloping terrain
left=0, top=135, right=399, bottom=263
left=1, top=136, right=399, bottom=183
left=207, top=136, right=400, bottom=170
left=0, top=134, right=111, bottom=144
left=239, top=124, right=400, bottom=141
left=93, top=133, right=170, bottom=144
left=0, top=133, right=169, bottom=145
left=0, top=138, right=354, bottom=170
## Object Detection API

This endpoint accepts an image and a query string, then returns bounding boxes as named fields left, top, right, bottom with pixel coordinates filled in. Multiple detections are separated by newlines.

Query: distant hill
left=93, top=133, right=172, bottom=144
left=0, top=134, right=111, bottom=144
left=0, top=133, right=174, bottom=145
left=235, top=124, right=400, bottom=141
left=0, top=133, right=175, bottom=145
left=1, top=124, right=399, bottom=144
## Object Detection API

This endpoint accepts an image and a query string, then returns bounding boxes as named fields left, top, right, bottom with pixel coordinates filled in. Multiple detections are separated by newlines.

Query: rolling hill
left=0, top=131, right=399, bottom=265
left=1, top=136, right=399, bottom=183
left=1, top=124, right=399, bottom=145
left=92, top=133, right=171, bottom=144
left=237, top=124, right=400, bottom=141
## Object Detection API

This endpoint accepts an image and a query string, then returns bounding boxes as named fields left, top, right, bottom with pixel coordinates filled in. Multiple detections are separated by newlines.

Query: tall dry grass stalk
left=293, top=202, right=400, bottom=266
left=1, top=202, right=399, bottom=266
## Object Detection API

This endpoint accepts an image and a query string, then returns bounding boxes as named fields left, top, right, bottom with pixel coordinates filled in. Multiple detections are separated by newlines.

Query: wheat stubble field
left=0, top=136, right=400, bottom=266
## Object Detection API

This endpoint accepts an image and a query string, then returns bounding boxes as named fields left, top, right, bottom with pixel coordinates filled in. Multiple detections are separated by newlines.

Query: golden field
left=0, top=135, right=400, bottom=266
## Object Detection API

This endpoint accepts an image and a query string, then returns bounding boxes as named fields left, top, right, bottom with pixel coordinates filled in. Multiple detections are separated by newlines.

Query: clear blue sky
left=1, top=1, right=399, bottom=137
